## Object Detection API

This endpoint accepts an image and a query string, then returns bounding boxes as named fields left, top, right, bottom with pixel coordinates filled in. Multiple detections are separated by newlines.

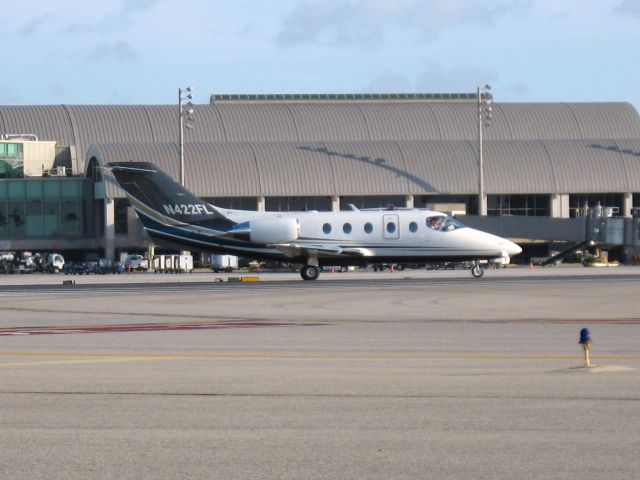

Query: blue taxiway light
left=579, top=327, right=592, bottom=344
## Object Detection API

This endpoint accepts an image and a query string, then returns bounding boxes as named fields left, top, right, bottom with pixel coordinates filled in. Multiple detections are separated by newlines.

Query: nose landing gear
left=470, top=263, right=485, bottom=278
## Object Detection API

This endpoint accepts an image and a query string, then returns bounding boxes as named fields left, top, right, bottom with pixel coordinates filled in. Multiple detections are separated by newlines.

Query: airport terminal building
left=1, top=94, right=640, bottom=262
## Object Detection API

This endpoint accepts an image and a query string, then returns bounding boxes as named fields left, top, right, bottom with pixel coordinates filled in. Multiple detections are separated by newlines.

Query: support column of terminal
left=623, top=192, right=633, bottom=218
left=551, top=194, right=570, bottom=218
left=331, top=195, right=340, bottom=212
left=405, top=195, right=414, bottom=209
left=257, top=196, right=265, bottom=212
left=104, top=199, right=115, bottom=260
left=623, top=193, right=635, bottom=263
left=478, top=195, right=487, bottom=216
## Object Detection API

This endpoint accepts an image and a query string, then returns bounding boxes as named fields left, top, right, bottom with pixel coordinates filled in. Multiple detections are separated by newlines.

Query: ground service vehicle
left=124, top=254, right=149, bottom=271
left=43, top=253, right=65, bottom=273
left=210, top=254, right=238, bottom=273
left=153, top=254, right=193, bottom=273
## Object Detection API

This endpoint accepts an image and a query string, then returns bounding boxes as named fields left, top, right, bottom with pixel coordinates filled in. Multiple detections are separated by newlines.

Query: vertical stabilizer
left=108, top=162, right=232, bottom=228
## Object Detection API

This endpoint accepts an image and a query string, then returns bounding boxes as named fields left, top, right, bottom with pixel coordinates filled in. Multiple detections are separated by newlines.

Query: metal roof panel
left=288, top=104, right=370, bottom=141
left=397, top=141, right=477, bottom=194
left=250, top=142, right=334, bottom=196
left=322, top=141, right=409, bottom=195
left=216, top=104, right=298, bottom=142
left=356, top=103, right=441, bottom=140
left=611, top=140, right=640, bottom=189
left=544, top=140, right=630, bottom=192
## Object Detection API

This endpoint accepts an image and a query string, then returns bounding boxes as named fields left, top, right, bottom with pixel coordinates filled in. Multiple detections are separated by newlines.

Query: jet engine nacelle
left=249, top=217, right=299, bottom=245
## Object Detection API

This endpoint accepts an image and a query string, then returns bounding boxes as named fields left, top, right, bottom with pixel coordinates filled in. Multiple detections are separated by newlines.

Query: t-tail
left=108, top=162, right=235, bottom=233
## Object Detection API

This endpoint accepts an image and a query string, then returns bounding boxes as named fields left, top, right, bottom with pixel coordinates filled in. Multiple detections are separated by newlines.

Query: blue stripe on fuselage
left=136, top=211, right=251, bottom=250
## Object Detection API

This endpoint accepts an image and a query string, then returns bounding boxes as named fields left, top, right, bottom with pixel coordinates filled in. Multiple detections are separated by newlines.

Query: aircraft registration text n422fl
left=163, top=204, right=216, bottom=216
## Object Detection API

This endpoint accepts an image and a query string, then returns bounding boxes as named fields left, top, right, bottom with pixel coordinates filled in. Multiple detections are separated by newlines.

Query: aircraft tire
left=471, top=264, right=485, bottom=278
left=300, top=265, right=320, bottom=281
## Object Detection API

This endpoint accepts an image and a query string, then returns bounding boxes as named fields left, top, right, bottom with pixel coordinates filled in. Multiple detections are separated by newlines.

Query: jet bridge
left=458, top=214, right=640, bottom=263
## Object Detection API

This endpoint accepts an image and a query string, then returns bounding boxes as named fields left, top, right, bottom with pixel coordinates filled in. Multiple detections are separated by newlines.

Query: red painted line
left=0, top=322, right=314, bottom=336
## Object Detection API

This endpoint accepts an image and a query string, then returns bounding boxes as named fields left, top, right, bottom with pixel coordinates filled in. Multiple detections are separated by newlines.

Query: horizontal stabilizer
left=272, top=243, right=344, bottom=257
left=341, top=247, right=374, bottom=256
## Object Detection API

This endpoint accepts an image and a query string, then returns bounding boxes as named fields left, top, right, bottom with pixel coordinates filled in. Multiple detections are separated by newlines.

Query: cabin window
left=364, top=222, right=373, bottom=234
left=323, top=223, right=332, bottom=234
left=386, top=222, right=396, bottom=234
left=343, top=223, right=352, bottom=234
left=409, top=221, right=418, bottom=233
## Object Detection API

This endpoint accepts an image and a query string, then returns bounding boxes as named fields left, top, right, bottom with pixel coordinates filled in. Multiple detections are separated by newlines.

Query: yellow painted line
left=1, top=351, right=640, bottom=362
left=0, top=356, right=186, bottom=368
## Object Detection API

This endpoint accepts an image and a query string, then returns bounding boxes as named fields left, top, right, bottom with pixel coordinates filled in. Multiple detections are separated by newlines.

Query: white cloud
left=63, top=0, right=164, bottom=34
left=275, top=0, right=533, bottom=48
left=17, top=14, right=50, bottom=35
left=613, top=0, right=640, bottom=16
left=87, top=41, right=140, bottom=63
left=0, top=1, right=114, bottom=34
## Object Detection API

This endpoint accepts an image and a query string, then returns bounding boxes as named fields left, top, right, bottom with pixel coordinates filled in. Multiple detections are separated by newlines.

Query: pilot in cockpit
left=427, top=216, right=444, bottom=230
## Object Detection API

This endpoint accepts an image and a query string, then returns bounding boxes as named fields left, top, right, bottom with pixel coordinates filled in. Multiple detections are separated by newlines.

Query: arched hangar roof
left=88, top=139, right=640, bottom=199
left=2, top=101, right=640, bottom=173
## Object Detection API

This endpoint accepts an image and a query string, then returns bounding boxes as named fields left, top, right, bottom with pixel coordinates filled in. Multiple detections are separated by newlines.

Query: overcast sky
left=1, top=0, right=638, bottom=109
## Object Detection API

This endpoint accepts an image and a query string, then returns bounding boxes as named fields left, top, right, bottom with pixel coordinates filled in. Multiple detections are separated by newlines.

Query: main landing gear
left=300, top=265, right=320, bottom=281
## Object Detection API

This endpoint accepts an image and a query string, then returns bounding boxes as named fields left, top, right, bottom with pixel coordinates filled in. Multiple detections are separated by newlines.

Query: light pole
left=178, top=86, right=195, bottom=187
left=477, top=84, right=493, bottom=215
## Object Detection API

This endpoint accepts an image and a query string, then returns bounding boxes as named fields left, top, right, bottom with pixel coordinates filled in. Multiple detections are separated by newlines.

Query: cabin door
left=382, top=214, right=400, bottom=239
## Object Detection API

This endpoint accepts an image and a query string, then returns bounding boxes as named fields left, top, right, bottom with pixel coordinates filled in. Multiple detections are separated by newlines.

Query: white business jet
left=109, top=162, right=522, bottom=280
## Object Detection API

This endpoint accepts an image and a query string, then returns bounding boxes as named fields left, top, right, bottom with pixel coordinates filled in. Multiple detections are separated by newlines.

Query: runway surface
left=0, top=268, right=639, bottom=479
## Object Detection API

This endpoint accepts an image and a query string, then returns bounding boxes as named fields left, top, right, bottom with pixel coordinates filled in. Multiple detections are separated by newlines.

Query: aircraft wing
left=272, top=244, right=373, bottom=258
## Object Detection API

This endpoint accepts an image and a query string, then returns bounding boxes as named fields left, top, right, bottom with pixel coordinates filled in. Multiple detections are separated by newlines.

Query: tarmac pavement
left=0, top=267, right=638, bottom=479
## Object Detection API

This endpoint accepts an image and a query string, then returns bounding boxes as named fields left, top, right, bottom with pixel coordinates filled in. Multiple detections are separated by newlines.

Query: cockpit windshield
left=426, top=215, right=466, bottom=232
